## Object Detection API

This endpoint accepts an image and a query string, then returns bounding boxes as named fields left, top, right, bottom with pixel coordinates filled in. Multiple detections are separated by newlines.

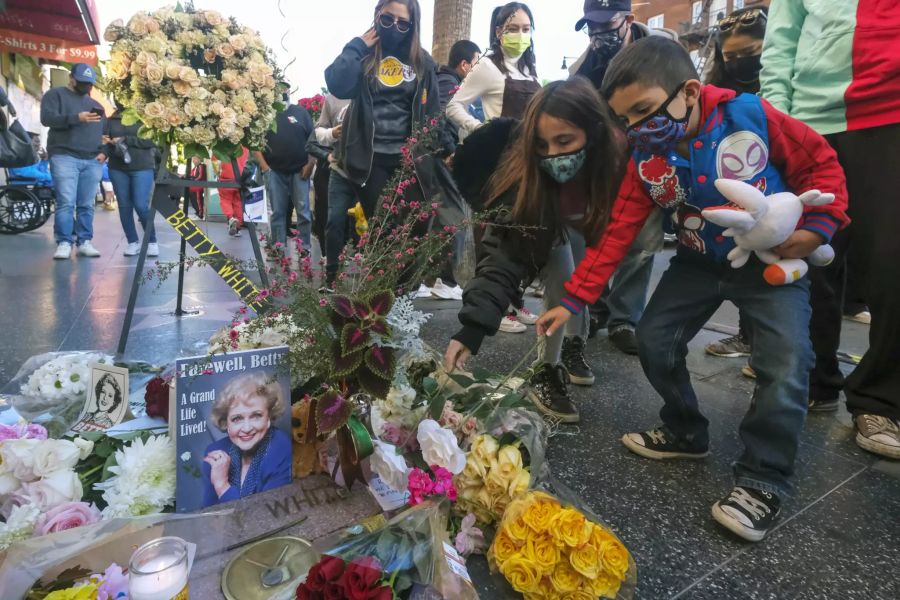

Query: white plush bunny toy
left=702, top=179, right=836, bottom=285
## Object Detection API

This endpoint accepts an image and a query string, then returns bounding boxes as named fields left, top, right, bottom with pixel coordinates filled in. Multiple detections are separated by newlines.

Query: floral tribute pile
left=102, top=2, right=280, bottom=159
left=298, top=94, right=326, bottom=122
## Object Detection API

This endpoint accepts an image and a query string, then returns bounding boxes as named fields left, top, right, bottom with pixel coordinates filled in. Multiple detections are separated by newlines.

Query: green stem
left=79, top=463, right=105, bottom=482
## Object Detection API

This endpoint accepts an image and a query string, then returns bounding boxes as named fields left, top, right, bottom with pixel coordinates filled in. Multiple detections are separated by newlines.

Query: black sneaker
left=609, top=327, right=639, bottom=355
left=621, top=427, right=709, bottom=460
left=712, top=486, right=781, bottom=542
left=561, top=337, right=595, bottom=386
left=808, top=397, right=839, bottom=413
left=526, top=364, right=580, bottom=424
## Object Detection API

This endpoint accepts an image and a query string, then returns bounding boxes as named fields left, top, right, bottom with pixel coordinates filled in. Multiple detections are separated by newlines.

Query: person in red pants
left=218, top=146, right=249, bottom=236
left=188, top=156, right=207, bottom=219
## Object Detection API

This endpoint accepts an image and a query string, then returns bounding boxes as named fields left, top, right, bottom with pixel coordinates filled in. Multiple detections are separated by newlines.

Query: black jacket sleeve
left=324, top=37, right=371, bottom=100
left=452, top=214, right=534, bottom=354
left=306, top=128, right=330, bottom=162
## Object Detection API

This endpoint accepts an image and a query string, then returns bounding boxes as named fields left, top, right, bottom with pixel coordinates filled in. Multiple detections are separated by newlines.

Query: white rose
left=0, top=470, right=19, bottom=495
left=72, top=437, right=95, bottom=461
left=0, top=503, right=40, bottom=550
left=0, top=439, right=40, bottom=481
left=31, top=439, right=81, bottom=477
left=416, top=419, right=466, bottom=474
left=21, top=470, right=82, bottom=510
left=386, top=384, right=416, bottom=410
left=369, top=441, right=410, bottom=492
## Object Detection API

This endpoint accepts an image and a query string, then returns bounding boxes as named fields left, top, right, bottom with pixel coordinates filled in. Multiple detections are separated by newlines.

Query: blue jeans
left=325, top=170, right=357, bottom=279
left=266, top=170, right=311, bottom=249
left=540, top=226, right=589, bottom=364
left=49, top=155, right=103, bottom=244
left=636, top=252, right=813, bottom=497
left=108, top=168, right=156, bottom=244
left=602, top=208, right=664, bottom=332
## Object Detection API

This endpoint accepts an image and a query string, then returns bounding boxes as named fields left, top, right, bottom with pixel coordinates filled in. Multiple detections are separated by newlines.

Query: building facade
left=634, top=0, right=770, bottom=37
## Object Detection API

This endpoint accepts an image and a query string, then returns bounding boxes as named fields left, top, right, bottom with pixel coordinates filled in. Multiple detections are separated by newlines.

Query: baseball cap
left=575, top=0, right=632, bottom=31
left=71, top=63, right=97, bottom=84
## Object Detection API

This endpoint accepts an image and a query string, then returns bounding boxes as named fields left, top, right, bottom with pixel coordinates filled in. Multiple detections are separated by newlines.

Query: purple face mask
left=626, top=83, right=693, bottom=155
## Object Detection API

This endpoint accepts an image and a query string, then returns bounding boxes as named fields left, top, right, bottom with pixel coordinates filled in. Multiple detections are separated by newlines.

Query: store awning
left=0, top=0, right=100, bottom=64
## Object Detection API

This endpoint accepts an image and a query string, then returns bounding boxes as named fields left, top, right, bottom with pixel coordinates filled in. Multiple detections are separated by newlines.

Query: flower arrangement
left=102, top=2, right=281, bottom=159
left=94, top=435, right=176, bottom=518
left=406, top=465, right=457, bottom=506
left=488, top=491, right=633, bottom=599
left=19, top=353, right=113, bottom=405
left=453, top=433, right=531, bottom=526
left=31, top=563, right=128, bottom=600
left=143, top=375, right=171, bottom=421
left=298, top=94, right=325, bottom=122
left=296, top=555, right=393, bottom=600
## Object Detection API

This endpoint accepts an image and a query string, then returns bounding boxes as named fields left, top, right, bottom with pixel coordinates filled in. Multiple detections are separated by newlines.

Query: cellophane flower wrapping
left=487, top=479, right=637, bottom=600
left=309, top=499, right=478, bottom=599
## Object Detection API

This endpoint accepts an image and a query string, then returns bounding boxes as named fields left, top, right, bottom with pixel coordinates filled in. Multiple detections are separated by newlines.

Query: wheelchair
left=0, top=169, right=55, bottom=234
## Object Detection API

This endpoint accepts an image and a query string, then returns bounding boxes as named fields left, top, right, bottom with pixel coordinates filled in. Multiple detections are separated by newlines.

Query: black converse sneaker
left=561, top=336, right=595, bottom=386
left=712, top=486, right=781, bottom=542
left=621, top=427, right=709, bottom=460
left=526, top=364, right=580, bottom=424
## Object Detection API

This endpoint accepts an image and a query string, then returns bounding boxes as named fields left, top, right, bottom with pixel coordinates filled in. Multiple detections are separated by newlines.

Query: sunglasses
left=719, top=9, right=767, bottom=33
left=378, top=13, right=412, bottom=33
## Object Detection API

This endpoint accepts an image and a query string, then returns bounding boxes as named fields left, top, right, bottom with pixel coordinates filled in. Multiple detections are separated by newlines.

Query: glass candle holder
left=128, top=536, right=190, bottom=600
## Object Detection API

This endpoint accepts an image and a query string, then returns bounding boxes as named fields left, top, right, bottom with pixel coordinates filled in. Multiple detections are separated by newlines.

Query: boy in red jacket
left=538, top=38, right=849, bottom=542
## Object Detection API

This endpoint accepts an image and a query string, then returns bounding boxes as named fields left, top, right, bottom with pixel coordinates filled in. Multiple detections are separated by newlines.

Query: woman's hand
left=773, top=230, right=826, bottom=259
left=204, top=450, right=231, bottom=498
left=360, top=27, right=379, bottom=48
left=444, top=340, right=472, bottom=373
left=536, top=306, right=573, bottom=337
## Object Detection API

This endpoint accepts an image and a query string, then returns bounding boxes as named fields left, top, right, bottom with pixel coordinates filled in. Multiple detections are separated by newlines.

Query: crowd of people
left=33, top=0, right=898, bottom=544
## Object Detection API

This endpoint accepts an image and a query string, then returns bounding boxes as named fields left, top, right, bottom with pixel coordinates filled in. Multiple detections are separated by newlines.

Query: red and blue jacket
left=562, top=85, right=850, bottom=313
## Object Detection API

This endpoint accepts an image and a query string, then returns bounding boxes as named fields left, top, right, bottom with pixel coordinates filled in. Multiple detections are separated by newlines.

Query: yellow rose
left=107, top=59, right=130, bottom=81
left=164, top=62, right=182, bottom=80
left=527, top=532, right=561, bottom=573
left=522, top=495, right=558, bottom=533
left=144, top=64, right=164, bottom=85
left=491, top=529, right=521, bottom=565
left=144, top=101, right=166, bottom=120
left=166, top=110, right=184, bottom=127
left=203, top=10, right=225, bottom=26
left=179, top=67, right=201, bottom=86
left=485, top=462, right=511, bottom=497
left=549, top=509, right=591, bottom=548
left=589, top=523, right=616, bottom=548
left=550, top=561, right=582, bottom=593
left=127, top=15, right=149, bottom=36
left=497, top=445, right=523, bottom=475
left=569, top=543, right=601, bottom=578
left=216, top=42, right=235, bottom=59
left=588, top=571, right=623, bottom=599
left=499, top=555, right=541, bottom=593
left=457, top=453, right=486, bottom=488
left=508, top=469, right=530, bottom=499
left=491, top=493, right=511, bottom=518
left=506, top=516, right=531, bottom=543
left=598, top=538, right=630, bottom=582
left=229, top=34, right=248, bottom=51
left=135, top=51, right=156, bottom=67
left=562, top=590, right=595, bottom=600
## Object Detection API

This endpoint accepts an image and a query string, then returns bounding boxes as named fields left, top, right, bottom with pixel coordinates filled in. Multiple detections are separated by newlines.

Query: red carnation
left=144, top=376, right=171, bottom=421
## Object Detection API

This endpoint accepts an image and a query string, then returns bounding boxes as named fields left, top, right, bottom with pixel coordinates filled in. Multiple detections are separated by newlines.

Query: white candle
left=129, top=537, right=190, bottom=600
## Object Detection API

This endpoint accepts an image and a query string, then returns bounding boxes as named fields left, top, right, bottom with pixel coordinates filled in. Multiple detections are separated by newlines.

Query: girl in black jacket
left=444, top=77, right=627, bottom=422
left=322, top=0, right=444, bottom=285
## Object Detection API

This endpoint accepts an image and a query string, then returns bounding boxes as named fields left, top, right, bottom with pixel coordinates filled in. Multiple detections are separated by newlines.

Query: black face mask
left=723, top=54, right=762, bottom=85
left=589, top=20, right=627, bottom=63
left=376, top=22, right=411, bottom=52
left=74, top=82, right=93, bottom=96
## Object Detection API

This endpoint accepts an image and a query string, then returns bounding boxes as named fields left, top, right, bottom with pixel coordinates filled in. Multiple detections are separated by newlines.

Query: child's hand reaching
left=536, top=306, right=573, bottom=337
left=773, top=230, right=826, bottom=259
left=444, top=340, right=472, bottom=373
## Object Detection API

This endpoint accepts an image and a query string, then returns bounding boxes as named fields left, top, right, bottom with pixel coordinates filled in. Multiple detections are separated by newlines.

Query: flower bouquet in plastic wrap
left=487, top=484, right=636, bottom=599
left=297, top=499, right=478, bottom=600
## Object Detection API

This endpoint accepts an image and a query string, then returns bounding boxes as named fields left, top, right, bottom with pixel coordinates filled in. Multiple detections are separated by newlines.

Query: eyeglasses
left=719, top=9, right=767, bottom=33
left=582, top=16, right=626, bottom=36
left=378, top=13, right=412, bottom=33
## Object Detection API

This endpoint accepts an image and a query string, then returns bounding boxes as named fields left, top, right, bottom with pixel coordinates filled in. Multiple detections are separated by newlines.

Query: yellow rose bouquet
left=452, top=433, right=531, bottom=526
left=488, top=491, right=636, bottom=599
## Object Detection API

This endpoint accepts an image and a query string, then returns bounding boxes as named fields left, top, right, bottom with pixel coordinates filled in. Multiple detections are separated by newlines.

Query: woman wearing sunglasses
left=323, top=0, right=447, bottom=286
left=445, top=2, right=540, bottom=141
left=705, top=7, right=768, bottom=97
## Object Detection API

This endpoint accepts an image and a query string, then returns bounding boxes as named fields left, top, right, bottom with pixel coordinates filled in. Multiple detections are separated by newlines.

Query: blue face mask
left=626, top=82, right=693, bottom=155
left=540, top=147, right=587, bottom=183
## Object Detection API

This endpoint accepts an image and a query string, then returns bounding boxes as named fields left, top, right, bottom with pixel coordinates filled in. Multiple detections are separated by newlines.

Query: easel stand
left=116, top=159, right=269, bottom=358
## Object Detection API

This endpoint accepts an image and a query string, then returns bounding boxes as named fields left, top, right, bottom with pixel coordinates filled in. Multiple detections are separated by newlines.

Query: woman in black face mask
left=705, top=7, right=768, bottom=96
left=323, top=0, right=448, bottom=286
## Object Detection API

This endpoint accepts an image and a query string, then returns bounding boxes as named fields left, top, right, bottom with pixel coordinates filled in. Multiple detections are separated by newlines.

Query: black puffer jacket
left=450, top=118, right=560, bottom=354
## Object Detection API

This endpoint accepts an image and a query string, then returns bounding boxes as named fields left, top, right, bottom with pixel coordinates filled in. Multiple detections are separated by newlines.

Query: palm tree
left=431, top=0, right=474, bottom=65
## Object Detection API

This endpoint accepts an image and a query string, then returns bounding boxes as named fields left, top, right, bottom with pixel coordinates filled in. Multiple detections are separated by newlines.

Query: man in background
left=40, top=63, right=106, bottom=260
left=437, top=40, right=482, bottom=146
left=307, top=93, right=351, bottom=257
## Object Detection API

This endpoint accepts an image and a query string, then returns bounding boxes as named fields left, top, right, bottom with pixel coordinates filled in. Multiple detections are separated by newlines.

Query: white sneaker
left=147, top=243, right=159, bottom=257
left=499, top=316, right=526, bottom=333
left=845, top=310, right=871, bottom=325
left=431, top=278, right=463, bottom=301
left=228, top=217, right=238, bottom=236
left=123, top=242, right=140, bottom=256
left=415, top=283, right=432, bottom=299
left=53, top=242, right=72, bottom=260
left=514, top=306, right=538, bottom=325
left=77, top=242, right=101, bottom=257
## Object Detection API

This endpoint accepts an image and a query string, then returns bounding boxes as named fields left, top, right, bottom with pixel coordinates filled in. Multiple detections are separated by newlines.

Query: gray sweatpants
left=538, top=225, right=589, bottom=364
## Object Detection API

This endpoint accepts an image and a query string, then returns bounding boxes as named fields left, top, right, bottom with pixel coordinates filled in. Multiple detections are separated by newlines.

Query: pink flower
left=319, top=298, right=328, bottom=307
left=407, top=468, right=434, bottom=506
left=454, top=513, right=487, bottom=557
left=0, top=423, right=48, bottom=441
left=33, top=501, right=101, bottom=536
left=90, top=563, right=128, bottom=600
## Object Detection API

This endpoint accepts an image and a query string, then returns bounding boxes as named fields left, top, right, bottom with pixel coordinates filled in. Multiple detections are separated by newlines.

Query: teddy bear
left=291, top=397, right=326, bottom=479
left=702, top=178, right=836, bottom=285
